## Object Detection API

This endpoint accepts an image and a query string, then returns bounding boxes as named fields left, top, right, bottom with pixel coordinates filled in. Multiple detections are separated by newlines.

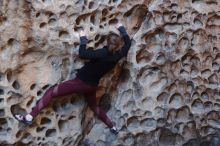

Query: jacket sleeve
left=112, top=26, right=131, bottom=61
left=79, top=36, right=108, bottom=60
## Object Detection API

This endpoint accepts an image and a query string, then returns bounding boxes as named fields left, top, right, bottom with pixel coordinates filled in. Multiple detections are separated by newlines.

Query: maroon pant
left=30, top=77, right=113, bottom=128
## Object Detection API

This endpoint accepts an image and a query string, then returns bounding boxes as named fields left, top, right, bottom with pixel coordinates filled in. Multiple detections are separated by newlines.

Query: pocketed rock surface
left=0, top=0, right=220, bottom=146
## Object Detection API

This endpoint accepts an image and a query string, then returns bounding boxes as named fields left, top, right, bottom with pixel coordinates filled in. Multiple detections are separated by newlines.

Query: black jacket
left=76, top=26, right=131, bottom=86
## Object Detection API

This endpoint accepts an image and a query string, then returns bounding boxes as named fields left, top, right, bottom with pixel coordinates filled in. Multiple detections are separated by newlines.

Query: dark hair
left=107, top=32, right=122, bottom=53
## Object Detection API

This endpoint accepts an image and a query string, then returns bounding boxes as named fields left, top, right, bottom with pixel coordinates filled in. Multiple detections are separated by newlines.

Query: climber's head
left=107, top=32, right=122, bottom=53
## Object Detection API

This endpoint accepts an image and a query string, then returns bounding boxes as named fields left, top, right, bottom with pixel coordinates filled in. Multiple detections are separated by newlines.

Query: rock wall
left=0, top=0, right=220, bottom=145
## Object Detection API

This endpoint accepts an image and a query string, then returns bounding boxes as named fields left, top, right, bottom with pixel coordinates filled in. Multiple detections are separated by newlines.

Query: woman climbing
left=13, top=21, right=131, bottom=134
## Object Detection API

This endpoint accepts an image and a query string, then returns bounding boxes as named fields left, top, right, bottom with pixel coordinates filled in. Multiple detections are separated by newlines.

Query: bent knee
left=91, top=106, right=100, bottom=115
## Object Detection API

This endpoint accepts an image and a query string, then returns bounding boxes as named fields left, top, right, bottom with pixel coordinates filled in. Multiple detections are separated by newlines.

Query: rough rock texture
left=0, top=0, right=220, bottom=145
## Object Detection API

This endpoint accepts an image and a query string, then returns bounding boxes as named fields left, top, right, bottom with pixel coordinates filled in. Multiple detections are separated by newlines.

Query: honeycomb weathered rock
left=0, top=0, right=220, bottom=145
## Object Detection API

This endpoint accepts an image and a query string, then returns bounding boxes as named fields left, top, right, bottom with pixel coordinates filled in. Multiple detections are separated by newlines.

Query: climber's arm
left=79, top=31, right=108, bottom=59
left=111, top=23, right=131, bottom=61
left=117, top=24, right=131, bottom=57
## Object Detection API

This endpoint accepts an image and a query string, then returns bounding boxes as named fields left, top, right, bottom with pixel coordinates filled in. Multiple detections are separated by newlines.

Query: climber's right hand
left=79, top=30, right=86, bottom=37
left=115, top=22, right=123, bottom=29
